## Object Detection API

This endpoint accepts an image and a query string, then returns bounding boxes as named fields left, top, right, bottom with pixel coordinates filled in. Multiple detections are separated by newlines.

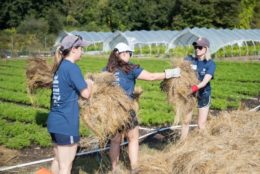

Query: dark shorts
left=197, top=91, right=211, bottom=108
left=119, top=109, right=139, bottom=132
left=50, top=133, right=80, bottom=145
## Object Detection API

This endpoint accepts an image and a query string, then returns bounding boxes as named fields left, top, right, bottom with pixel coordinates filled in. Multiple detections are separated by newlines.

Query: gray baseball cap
left=59, top=35, right=90, bottom=50
left=192, top=37, right=210, bottom=48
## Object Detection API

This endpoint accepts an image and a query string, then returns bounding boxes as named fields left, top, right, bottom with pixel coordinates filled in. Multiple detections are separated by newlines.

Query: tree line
left=0, top=0, right=259, bottom=57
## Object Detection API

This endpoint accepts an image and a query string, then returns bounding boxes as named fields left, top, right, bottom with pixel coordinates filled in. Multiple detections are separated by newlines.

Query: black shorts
left=50, top=133, right=80, bottom=145
left=197, top=90, right=211, bottom=108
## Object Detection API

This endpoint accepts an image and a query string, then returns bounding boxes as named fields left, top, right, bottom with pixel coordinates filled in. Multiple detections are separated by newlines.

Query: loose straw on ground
left=137, top=110, right=260, bottom=174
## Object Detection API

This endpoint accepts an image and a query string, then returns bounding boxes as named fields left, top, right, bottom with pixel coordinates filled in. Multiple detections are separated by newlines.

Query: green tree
left=238, top=0, right=256, bottom=29
left=62, top=0, right=88, bottom=26
left=251, top=0, right=260, bottom=28
left=0, top=0, right=63, bottom=30
left=212, top=0, right=241, bottom=28
left=128, top=0, right=175, bottom=30
left=16, top=15, right=49, bottom=50
left=170, top=0, right=215, bottom=29
left=0, top=0, right=33, bottom=29
left=46, top=7, right=64, bottom=34
left=17, top=15, right=49, bottom=37
left=0, top=28, right=16, bottom=57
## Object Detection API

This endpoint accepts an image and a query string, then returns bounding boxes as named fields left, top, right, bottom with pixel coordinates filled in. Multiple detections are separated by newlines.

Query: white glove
left=165, top=67, right=181, bottom=79
left=190, top=64, right=197, bottom=70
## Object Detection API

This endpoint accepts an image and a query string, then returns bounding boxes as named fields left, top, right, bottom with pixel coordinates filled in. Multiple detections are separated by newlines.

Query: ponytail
left=52, top=46, right=70, bottom=75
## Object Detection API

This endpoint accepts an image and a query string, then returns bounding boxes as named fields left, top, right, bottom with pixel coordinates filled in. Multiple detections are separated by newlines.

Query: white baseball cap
left=115, top=42, right=133, bottom=53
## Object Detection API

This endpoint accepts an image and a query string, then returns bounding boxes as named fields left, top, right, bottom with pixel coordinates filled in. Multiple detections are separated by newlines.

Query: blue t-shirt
left=104, top=64, right=143, bottom=98
left=47, top=59, right=87, bottom=136
left=185, top=55, right=216, bottom=93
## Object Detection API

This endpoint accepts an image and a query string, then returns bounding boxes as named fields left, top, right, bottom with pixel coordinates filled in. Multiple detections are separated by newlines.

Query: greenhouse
left=71, top=31, right=113, bottom=44
left=67, top=28, right=260, bottom=57
left=166, top=27, right=260, bottom=56
left=102, top=30, right=179, bottom=54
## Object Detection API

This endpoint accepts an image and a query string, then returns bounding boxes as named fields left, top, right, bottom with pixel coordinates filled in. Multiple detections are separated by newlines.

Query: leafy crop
left=0, top=56, right=259, bottom=149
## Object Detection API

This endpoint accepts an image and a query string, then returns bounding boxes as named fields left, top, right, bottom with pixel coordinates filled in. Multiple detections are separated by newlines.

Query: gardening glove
left=190, top=64, right=197, bottom=70
left=191, top=85, right=199, bottom=93
left=165, top=67, right=181, bottom=79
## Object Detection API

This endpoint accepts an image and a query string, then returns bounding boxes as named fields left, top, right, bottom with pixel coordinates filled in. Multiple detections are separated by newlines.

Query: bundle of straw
left=26, top=58, right=52, bottom=93
left=80, top=72, right=142, bottom=143
left=160, top=60, right=199, bottom=124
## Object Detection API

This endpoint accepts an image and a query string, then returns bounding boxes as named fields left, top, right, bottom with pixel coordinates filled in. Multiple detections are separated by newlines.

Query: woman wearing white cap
left=182, top=37, right=216, bottom=140
left=47, top=34, right=93, bottom=174
left=105, top=42, right=181, bottom=173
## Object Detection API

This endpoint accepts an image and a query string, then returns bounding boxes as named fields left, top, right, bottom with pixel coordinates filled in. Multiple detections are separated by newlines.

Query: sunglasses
left=194, top=46, right=204, bottom=50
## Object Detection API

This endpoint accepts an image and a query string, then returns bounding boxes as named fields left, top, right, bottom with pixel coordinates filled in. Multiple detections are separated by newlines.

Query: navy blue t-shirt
left=104, top=63, right=143, bottom=98
left=47, top=59, right=87, bottom=136
left=185, top=55, right=216, bottom=93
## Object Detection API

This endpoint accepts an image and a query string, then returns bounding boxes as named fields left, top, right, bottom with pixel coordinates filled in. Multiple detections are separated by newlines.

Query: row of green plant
left=0, top=118, right=51, bottom=149
left=0, top=74, right=25, bottom=84
left=167, top=44, right=260, bottom=58
left=86, top=43, right=103, bottom=52
left=214, top=61, right=260, bottom=82
left=0, top=88, right=50, bottom=109
left=0, top=80, right=27, bottom=93
left=0, top=67, right=25, bottom=77
left=85, top=43, right=260, bottom=59
left=0, top=57, right=259, bottom=149
left=0, top=102, right=48, bottom=124
left=133, top=44, right=168, bottom=55
left=215, top=43, right=260, bottom=58
left=0, top=58, right=26, bottom=67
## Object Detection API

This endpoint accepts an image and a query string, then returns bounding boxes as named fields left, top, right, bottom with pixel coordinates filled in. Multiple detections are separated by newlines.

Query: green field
left=0, top=56, right=259, bottom=149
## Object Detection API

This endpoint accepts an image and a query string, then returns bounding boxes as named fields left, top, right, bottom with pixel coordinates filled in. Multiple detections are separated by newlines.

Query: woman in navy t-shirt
left=47, top=34, right=93, bottom=174
left=183, top=37, right=216, bottom=140
left=105, top=42, right=181, bottom=172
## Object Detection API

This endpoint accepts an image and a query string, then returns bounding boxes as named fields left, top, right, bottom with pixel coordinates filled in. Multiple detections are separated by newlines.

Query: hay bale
left=160, top=60, right=199, bottom=125
left=80, top=72, right=142, bottom=143
left=26, top=58, right=52, bottom=93
left=137, top=110, right=260, bottom=174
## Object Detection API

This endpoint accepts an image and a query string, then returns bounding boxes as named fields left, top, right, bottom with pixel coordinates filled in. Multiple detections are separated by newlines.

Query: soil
left=0, top=97, right=259, bottom=173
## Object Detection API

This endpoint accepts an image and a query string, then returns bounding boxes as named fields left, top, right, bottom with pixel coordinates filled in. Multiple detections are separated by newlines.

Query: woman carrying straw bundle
left=105, top=42, right=181, bottom=173
left=47, top=34, right=93, bottom=174
left=182, top=37, right=216, bottom=140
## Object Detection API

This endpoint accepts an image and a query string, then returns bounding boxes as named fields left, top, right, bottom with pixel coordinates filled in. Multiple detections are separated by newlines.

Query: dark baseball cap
left=59, top=34, right=90, bottom=50
left=192, top=37, right=210, bottom=48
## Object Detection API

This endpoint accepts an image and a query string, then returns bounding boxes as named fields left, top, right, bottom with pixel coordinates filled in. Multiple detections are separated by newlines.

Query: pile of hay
left=160, top=60, right=199, bottom=124
left=137, top=110, right=260, bottom=174
left=26, top=58, right=52, bottom=93
left=80, top=72, right=142, bottom=143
